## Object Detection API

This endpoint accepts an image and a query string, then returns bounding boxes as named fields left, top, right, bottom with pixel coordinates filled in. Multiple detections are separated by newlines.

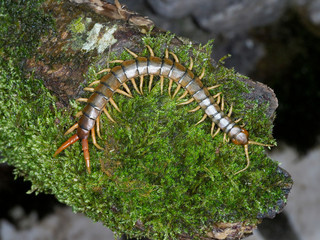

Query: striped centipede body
left=54, top=45, right=271, bottom=174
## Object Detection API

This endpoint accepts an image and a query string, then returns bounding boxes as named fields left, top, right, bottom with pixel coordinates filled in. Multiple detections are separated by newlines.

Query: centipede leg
left=146, top=45, right=155, bottom=57
left=188, top=105, right=201, bottom=113
left=109, top=98, right=121, bottom=112
left=211, top=128, right=220, bottom=138
left=54, top=134, right=79, bottom=157
left=148, top=75, right=154, bottom=92
left=168, top=52, right=179, bottom=97
left=199, top=67, right=205, bottom=80
left=195, top=114, right=207, bottom=126
left=188, top=57, right=193, bottom=70
left=168, top=79, right=173, bottom=97
left=139, top=75, right=144, bottom=95
left=96, top=115, right=102, bottom=139
left=108, top=60, right=124, bottom=64
left=160, top=76, right=164, bottom=95
left=177, top=97, right=194, bottom=106
left=122, top=82, right=133, bottom=97
left=76, top=98, right=88, bottom=103
left=102, top=107, right=116, bottom=123
left=125, top=48, right=138, bottom=58
left=81, top=138, right=91, bottom=174
left=177, top=90, right=188, bottom=101
left=211, top=122, right=215, bottom=136
left=64, top=123, right=78, bottom=135
left=221, top=96, right=225, bottom=111
left=234, top=145, right=250, bottom=175
left=83, top=87, right=94, bottom=92
left=207, top=84, right=221, bottom=91
left=131, top=78, right=141, bottom=95
left=172, top=84, right=181, bottom=99
left=88, top=80, right=100, bottom=87
left=116, top=88, right=133, bottom=98
left=97, top=68, right=110, bottom=75
left=227, top=104, right=233, bottom=117
left=75, top=111, right=83, bottom=118
left=91, top=127, right=104, bottom=150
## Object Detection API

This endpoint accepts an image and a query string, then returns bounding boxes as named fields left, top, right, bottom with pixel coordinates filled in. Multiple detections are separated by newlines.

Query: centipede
left=54, top=45, right=272, bottom=175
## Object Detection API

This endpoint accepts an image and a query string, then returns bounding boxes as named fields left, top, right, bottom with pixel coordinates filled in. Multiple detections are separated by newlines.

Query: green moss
left=0, top=2, right=290, bottom=239
left=69, top=16, right=86, bottom=34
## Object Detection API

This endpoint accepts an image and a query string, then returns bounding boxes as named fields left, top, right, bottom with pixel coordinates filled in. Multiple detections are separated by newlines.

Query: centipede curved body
left=80, top=57, right=246, bottom=142
left=54, top=46, right=270, bottom=174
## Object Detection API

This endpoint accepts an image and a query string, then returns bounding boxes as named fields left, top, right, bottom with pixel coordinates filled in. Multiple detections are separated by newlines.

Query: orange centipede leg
left=81, top=138, right=91, bottom=174
left=54, top=134, right=79, bottom=157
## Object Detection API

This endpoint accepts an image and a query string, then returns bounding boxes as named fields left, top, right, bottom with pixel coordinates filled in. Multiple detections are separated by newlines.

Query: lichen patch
left=82, top=23, right=117, bottom=53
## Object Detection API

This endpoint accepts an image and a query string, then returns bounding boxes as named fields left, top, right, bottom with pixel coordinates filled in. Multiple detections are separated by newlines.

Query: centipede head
left=232, top=127, right=273, bottom=175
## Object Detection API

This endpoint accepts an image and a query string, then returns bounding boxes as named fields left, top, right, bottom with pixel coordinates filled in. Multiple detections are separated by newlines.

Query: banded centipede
left=54, top=45, right=271, bottom=174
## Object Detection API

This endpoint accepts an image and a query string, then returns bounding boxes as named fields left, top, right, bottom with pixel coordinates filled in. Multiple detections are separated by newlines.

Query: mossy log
left=0, top=1, right=292, bottom=240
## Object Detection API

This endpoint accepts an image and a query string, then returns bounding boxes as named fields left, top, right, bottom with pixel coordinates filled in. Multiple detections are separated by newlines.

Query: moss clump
left=0, top=1, right=291, bottom=240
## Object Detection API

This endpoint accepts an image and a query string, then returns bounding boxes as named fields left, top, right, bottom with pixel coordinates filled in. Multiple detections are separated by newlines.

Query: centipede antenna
left=169, top=52, right=179, bottom=62
left=177, top=90, right=188, bottom=101
left=148, top=75, right=154, bottom=92
left=76, top=98, right=88, bottom=103
left=177, top=97, right=194, bottom=106
left=160, top=76, right=164, bottom=95
left=207, top=84, right=221, bottom=90
left=248, top=140, right=273, bottom=148
left=139, top=75, right=144, bottom=95
left=116, top=88, right=133, bottom=98
left=195, top=114, right=207, bottom=126
left=81, top=138, right=91, bottom=174
left=188, top=105, right=201, bottom=113
left=130, top=78, right=141, bottom=95
left=146, top=45, right=154, bottom=57
left=102, top=107, right=116, bottom=123
left=109, top=98, right=121, bottom=112
left=168, top=79, right=173, bottom=97
left=64, top=123, right=79, bottom=136
left=172, top=84, right=181, bottom=99
left=234, top=145, right=250, bottom=175
left=83, top=87, right=94, bottom=92
left=97, top=68, right=110, bottom=74
left=125, top=48, right=138, bottom=58
left=188, top=57, right=193, bottom=70
left=199, top=67, right=205, bottom=80
left=53, top=134, right=79, bottom=157
left=91, top=127, right=104, bottom=150
left=88, top=80, right=100, bottom=87
left=96, top=115, right=102, bottom=139
left=211, top=128, right=220, bottom=138
left=122, top=82, right=132, bottom=96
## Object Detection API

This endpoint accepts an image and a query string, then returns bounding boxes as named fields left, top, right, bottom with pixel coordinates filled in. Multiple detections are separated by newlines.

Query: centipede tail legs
left=54, top=134, right=79, bottom=157
left=81, top=138, right=91, bottom=174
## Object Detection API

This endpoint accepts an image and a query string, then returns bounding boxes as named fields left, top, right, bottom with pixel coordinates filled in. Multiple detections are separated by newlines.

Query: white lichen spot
left=82, top=23, right=103, bottom=51
left=82, top=23, right=117, bottom=53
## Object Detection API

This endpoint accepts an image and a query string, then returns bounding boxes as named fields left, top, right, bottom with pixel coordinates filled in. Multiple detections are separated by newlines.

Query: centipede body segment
left=54, top=45, right=271, bottom=174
